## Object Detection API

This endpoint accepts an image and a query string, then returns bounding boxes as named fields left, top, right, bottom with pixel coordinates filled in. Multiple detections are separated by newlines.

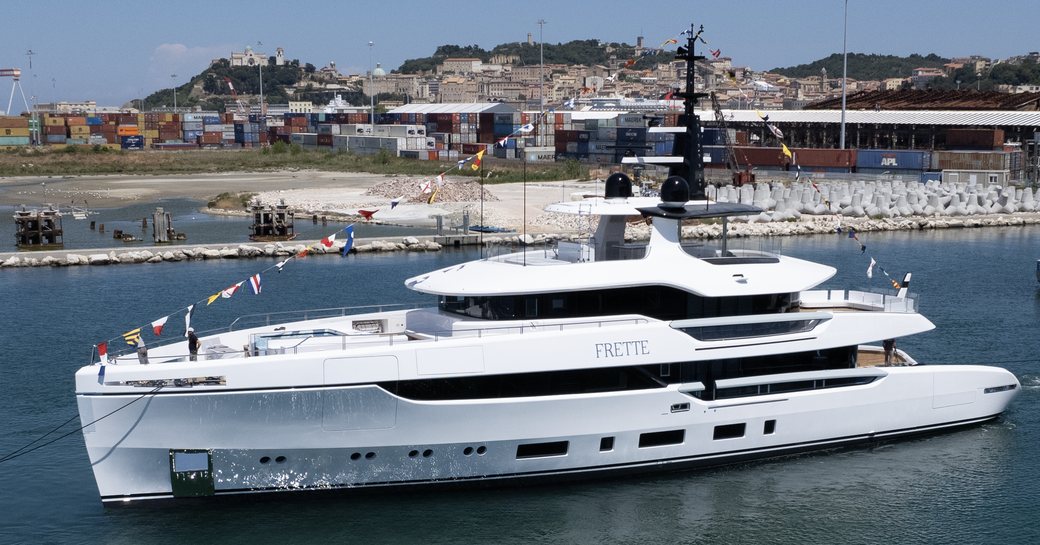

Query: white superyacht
left=74, top=28, right=1019, bottom=503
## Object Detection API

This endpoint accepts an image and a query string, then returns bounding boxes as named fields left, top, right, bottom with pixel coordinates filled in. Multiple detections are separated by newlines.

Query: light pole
left=368, top=41, right=375, bottom=126
left=170, top=74, right=177, bottom=111
left=976, top=72, right=982, bottom=91
left=257, top=41, right=265, bottom=117
left=839, top=0, right=848, bottom=150
left=538, top=19, right=546, bottom=115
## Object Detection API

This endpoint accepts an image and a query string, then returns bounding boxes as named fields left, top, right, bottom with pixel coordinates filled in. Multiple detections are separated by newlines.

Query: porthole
left=476, top=446, right=487, bottom=455
left=463, top=447, right=474, bottom=456
left=275, top=455, right=286, bottom=464
left=408, top=450, right=419, bottom=458
left=259, top=456, right=271, bottom=464
left=350, top=452, right=361, bottom=461
left=422, top=449, right=433, bottom=458
left=365, top=452, right=376, bottom=460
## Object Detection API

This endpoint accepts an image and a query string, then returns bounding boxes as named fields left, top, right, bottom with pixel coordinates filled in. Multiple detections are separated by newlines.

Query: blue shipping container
left=616, top=127, right=647, bottom=144
left=183, top=130, right=203, bottom=141
left=86, top=116, right=103, bottom=126
left=920, top=172, right=942, bottom=183
left=702, top=145, right=728, bottom=164
left=121, top=135, right=145, bottom=150
left=855, top=149, right=931, bottom=171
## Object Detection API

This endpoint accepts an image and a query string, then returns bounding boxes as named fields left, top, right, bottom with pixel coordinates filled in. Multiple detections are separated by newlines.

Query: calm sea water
left=1, top=227, right=1037, bottom=545
left=0, top=198, right=435, bottom=252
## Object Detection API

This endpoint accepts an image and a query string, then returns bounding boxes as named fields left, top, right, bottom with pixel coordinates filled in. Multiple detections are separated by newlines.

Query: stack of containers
left=143, top=113, right=161, bottom=146
left=0, top=116, right=30, bottom=147
left=43, top=115, right=66, bottom=145
left=234, top=121, right=260, bottom=147
left=66, top=116, right=89, bottom=145
left=182, top=113, right=204, bottom=144
left=201, top=114, right=225, bottom=147
left=159, top=113, right=181, bottom=143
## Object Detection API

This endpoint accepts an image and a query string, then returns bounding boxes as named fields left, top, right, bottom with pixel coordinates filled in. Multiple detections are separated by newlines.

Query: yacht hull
left=79, top=365, right=1018, bottom=503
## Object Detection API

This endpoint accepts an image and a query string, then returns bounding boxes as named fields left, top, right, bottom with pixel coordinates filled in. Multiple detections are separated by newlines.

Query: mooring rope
left=0, top=385, right=164, bottom=465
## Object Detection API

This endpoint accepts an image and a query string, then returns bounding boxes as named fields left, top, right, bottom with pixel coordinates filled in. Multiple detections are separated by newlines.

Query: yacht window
left=713, top=423, right=746, bottom=440
left=439, top=287, right=798, bottom=322
left=516, top=441, right=568, bottom=459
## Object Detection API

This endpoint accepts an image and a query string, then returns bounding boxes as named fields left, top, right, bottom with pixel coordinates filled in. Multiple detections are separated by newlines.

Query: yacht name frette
left=595, top=340, right=650, bottom=359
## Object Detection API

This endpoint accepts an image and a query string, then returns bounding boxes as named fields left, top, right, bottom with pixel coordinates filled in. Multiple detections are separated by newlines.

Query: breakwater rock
left=706, top=179, right=1040, bottom=221
left=0, top=238, right=445, bottom=269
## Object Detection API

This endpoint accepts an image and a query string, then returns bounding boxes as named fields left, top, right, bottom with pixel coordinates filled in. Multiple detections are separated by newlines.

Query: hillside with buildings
left=111, top=41, right=1040, bottom=117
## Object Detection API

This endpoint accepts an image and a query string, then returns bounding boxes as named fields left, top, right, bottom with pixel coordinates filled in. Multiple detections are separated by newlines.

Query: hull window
left=516, top=441, right=569, bottom=459
left=600, top=436, right=615, bottom=452
left=764, top=420, right=776, bottom=435
left=639, top=429, right=685, bottom=448
left=713, top=423, right=746, bottom=440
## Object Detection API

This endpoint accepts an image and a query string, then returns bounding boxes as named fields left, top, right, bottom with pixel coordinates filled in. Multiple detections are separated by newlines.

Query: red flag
left=710, top=48, right=721, bottom=58
left=151, top=316, right=169, bottom=336
left=97, top=342, right=108, bottom=360
left=358, top=209, right=378, bottom=221
left=297, top=248, right=310, bottom=258
left=320, top=233, right=337, bottom=247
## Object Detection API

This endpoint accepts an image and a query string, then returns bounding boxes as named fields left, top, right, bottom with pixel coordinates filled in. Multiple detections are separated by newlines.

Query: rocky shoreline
left=3, top=211, right=1039, bottom=269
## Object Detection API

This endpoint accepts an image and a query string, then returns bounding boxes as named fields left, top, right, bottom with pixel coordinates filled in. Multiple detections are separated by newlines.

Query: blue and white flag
left=183, top=304, right=195, bottom=337
left=342, top=225, right=355, bottom=256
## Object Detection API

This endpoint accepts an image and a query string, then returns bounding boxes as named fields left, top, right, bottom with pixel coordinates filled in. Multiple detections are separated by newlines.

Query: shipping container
left=121, top=135, right=145, bottom=150
left=0, top=116, right=29, bottom=128
left=855, top=149, right=931, bottom=171
left=932, top=151, right=1010, bottom=171
left=616, top=127, right=648, bottom=144
left=790, top=148, right=856, bottom=168
left=0, top=136, right=30, bottom=145
left=1, top=127, right=30, bottom=137
left=116, top=125, right=139, bottom=136
left=731, top=147, right=790, bottom=167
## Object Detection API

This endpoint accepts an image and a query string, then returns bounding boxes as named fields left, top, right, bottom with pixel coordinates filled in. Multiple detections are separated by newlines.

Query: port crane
left=224, top=77, right=248, bottom=116
left=1, top=68, right=31, bottom=117
left=709, top=90, right=754, bottom=186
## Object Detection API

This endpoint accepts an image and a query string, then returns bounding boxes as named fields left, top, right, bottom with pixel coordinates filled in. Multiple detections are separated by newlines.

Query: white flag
left=867, top=258, right=876, bottom=279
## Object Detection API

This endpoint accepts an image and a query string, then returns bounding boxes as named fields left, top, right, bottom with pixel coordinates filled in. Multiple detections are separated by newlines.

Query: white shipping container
left=524, top=146, right=555, bottom=162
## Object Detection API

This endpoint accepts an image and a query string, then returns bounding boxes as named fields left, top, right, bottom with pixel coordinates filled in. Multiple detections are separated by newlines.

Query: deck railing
left=800, top=289, right=918, bottom=313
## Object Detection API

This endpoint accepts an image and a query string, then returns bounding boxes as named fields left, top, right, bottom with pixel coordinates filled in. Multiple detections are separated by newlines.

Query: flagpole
left=523, top=150, right=527, bottom=267
left=479, top=157, right=484, bottom=259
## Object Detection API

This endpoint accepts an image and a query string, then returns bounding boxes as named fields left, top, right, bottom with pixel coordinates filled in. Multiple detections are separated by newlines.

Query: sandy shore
left=0, top=170, right=388, bottom=208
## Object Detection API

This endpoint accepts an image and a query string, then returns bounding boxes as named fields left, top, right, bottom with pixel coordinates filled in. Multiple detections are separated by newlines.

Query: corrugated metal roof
left=387, top=103, right=516, bottom=114
left=707, top=109, right=1040, bottom=127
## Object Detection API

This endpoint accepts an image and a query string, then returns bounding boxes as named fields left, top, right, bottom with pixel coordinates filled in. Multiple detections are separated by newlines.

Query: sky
left=2, top=0, right=1038, bottom=111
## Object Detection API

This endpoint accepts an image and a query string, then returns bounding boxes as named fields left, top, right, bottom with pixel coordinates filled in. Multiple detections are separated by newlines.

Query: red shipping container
left=791, top=148, right=856, bottom=168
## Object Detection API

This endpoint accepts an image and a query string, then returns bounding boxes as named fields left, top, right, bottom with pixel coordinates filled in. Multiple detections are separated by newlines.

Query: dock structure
left=14, top=205, right=64, bottom=250
left=249, top=200, right=296, bottom=242
left=152, top=207, right=186, bottom=243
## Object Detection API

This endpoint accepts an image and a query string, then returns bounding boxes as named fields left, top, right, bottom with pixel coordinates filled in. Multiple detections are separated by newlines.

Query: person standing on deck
left=883, top=339, right=896, bottom=365
left=136, top=336, right=149, bottom=365
left=187, top=328, right=201, bottom=362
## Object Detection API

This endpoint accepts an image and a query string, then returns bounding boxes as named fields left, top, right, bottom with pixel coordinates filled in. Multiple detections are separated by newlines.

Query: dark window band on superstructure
left=440, top=286, right=798, bottom=322
left=381, top=346, right=864, bottom=403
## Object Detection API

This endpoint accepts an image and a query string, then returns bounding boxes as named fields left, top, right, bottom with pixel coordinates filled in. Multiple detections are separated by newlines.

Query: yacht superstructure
left=74, top=26, right=1019, bottom=503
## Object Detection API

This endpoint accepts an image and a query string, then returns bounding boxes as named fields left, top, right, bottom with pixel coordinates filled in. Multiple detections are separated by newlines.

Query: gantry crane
left=224, top=77, right=248, bottom=116
left=1, top=68, right=31, bottom=116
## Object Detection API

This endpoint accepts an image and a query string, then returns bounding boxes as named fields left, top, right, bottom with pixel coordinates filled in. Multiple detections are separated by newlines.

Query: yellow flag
left=207, top=292, right=221, bottom=306
left=781, top=143, right=792, bottom=159
left=122, top=327, right=142, bottom=345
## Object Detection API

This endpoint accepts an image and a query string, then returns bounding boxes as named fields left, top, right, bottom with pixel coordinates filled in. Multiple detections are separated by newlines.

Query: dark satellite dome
left=660, top=176, right=690, bottom=208
left=604, top=172, right=633, bottom=199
